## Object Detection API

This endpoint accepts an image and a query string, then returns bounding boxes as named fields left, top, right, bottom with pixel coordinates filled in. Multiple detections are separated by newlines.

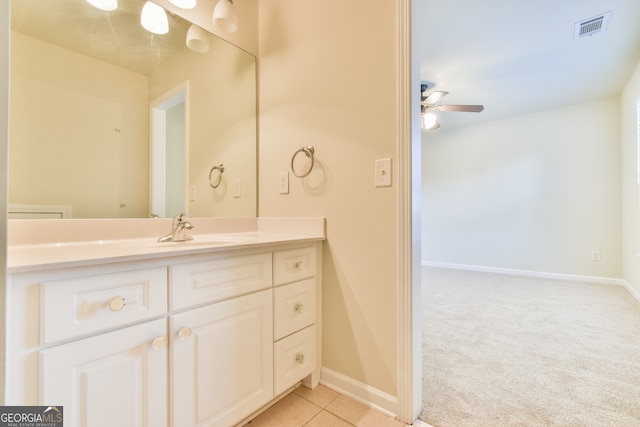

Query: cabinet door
left=40, top=319, right=168, bottom=427
left=170, top=289, right=273, bottom=427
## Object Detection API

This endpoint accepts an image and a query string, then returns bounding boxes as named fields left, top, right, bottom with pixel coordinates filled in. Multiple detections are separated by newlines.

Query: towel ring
left=291, top=146, right=315, bottom=178
left=208, top=164, right=225, bottom=188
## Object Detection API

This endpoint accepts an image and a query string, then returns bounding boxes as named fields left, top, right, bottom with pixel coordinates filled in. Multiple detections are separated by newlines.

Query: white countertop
left=8, top=217, right=325, bottom=273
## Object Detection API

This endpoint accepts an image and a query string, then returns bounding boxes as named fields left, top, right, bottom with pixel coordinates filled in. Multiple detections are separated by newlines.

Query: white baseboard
left=320, top=366, right=398, bottom=419
left=623, top=279, right=640, bottom=304
left=422, top=261, right=625, bottom=286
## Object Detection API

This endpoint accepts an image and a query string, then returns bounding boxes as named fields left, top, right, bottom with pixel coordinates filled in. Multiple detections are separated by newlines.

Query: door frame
left=397, top=0, right=423, bottom=423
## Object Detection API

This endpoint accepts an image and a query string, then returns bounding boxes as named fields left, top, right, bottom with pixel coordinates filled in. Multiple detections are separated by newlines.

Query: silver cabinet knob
left=107, top=296, right=126, bottom=312
left=151, top=336, right=167, bottom=350
left=294, top=303, right=305, bottom=313
left=177, top=327, right=192, bottom=340
left=295, top=353, right=305, bottom=364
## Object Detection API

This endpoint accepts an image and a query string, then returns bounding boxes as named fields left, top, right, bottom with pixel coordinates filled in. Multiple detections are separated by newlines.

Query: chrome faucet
left=158, top=213, right=194, bottom=242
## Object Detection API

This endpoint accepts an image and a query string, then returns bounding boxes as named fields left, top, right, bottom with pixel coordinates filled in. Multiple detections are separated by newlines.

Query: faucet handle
left=174, top=212, right=190, bottom=223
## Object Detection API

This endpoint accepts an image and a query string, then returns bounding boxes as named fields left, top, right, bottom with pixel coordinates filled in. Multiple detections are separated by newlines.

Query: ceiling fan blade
left=422, top=91, right=449, bottom=105
left=436, top=104, right=484, bottom=112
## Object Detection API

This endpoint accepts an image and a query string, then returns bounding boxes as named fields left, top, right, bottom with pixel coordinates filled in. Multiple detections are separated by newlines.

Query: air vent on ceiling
left=574, top=12, right=611, bottom=40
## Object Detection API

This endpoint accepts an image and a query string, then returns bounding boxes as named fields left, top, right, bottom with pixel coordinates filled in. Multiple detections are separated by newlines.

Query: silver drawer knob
left=294, top=303, right=305, bottom=313
left=295, top=353, right=305, bottom=364
left=151, top=336, right=167, bottom=350
left=107, top=296, right=126, bottom=312
left=177, top=327, right=192, bottom=340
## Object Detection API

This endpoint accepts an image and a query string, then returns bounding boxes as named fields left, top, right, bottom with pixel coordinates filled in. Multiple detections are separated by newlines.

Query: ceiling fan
left=420, top=83, right=484, bottom=130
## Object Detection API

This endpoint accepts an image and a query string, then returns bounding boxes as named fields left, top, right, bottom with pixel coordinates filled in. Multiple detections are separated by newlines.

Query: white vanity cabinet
left=5, top=240, right=321, bottom=427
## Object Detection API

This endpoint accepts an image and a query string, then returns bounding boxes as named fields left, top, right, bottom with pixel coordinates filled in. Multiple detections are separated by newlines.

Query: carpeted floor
left=420, top=267, right=640, bottom=427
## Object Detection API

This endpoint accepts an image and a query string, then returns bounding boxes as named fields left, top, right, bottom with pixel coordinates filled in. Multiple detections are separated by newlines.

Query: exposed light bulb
left=141, top=1, right=169, bottom=35
left=86, top=0, right=118, bottom=11
left=212, top=0, right=238, bottom=33
left=422, top=113, right=439, bottom=130
left=169, top=0, right=196, bottom=9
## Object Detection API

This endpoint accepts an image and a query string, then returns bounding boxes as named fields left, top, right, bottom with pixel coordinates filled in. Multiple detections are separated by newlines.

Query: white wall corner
left=623, top=279, right=640, bottom=304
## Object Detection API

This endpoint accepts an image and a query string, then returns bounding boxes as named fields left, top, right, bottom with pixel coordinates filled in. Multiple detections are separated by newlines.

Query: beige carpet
left=420, top=267, right=640, bottom=427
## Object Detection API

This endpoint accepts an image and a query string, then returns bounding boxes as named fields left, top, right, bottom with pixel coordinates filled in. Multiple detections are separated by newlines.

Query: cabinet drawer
left=170, top=253, right=272, bottom=310
left=273, top=279, right=316, bottom=341
left=40, top=268, right=167, bottom=344
left=274, top=324, right=316, bottom=396
left=273, top=246, right=317, bottom=286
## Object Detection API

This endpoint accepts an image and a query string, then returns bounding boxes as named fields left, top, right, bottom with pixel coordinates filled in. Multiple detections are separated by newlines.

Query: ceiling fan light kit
left=420, top=83, right=484, bottom=130
left=422, top=112, right=440, bottom=130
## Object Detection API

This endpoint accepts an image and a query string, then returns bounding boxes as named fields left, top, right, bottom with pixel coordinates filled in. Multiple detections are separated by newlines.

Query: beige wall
left=9, top=32, right=149, bottom=218
left=422, top=97, right=622, bottom=278
left=258, top=0, right=401, bottom=395
left=621, top=61, right=640, bottom=297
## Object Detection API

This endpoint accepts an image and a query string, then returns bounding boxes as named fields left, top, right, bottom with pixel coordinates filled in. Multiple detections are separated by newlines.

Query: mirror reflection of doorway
left=150, top=82, right=188, bottom=218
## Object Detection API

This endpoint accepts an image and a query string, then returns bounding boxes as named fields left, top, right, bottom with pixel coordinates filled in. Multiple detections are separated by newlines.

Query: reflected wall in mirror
left=8, top=0, right=257, bottom=219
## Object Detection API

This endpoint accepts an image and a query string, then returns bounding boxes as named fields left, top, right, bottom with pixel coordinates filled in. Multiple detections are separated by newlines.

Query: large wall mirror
left=8, top=0, right=257, bottom=219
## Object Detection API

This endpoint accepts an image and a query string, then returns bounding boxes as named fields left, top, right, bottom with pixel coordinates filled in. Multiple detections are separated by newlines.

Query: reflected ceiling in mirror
left=12, top=0, right=188, bottom=75
left=8, top=0, right=257, bottom=220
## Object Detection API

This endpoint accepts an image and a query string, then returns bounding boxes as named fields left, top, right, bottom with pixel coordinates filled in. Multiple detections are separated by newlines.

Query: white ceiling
left=414, top=0, right=640, bottom=130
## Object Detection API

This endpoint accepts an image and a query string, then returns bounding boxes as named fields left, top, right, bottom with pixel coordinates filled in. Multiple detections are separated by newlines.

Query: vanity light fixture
left=169, top=0, right=196, bottom=9
left=212, top=0, right=238, bottom=33
left=141, top=1, right=169, bottom=35
left=186, top=24, right=210, bottom=53
left=86, top=0, right=118, bottom=11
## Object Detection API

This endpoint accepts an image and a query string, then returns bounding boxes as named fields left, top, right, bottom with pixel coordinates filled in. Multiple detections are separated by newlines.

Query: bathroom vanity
left=5, top=217, right=324, bottom=427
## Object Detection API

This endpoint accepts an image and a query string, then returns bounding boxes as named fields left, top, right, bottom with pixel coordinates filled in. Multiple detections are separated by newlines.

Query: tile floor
left=242, top=384, right=411, bottom=427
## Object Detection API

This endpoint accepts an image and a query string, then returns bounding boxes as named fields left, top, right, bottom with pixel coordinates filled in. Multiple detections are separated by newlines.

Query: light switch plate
left=233, top=179, right=241, bottom=198
left=279, top=172, right=289, bottom=194
left=375, top=158, right=392, bottom=187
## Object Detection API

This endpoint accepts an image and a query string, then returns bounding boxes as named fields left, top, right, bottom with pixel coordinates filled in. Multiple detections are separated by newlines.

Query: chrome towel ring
left=291, top=146, right=315, bottom=178
left=208, top=164, right=225, bottom=188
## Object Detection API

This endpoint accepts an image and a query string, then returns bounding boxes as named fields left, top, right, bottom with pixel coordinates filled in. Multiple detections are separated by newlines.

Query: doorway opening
left=150, top=82, right=189, bottom=218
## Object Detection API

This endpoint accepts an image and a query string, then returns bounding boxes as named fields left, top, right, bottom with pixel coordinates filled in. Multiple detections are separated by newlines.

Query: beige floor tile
left=325, top=395, right=405, bottom=427
left=305, top=410, right=354, bottom=427
left=294, top=384, right=340, bottom=408
left=244, top=393, right=321, bottom=427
